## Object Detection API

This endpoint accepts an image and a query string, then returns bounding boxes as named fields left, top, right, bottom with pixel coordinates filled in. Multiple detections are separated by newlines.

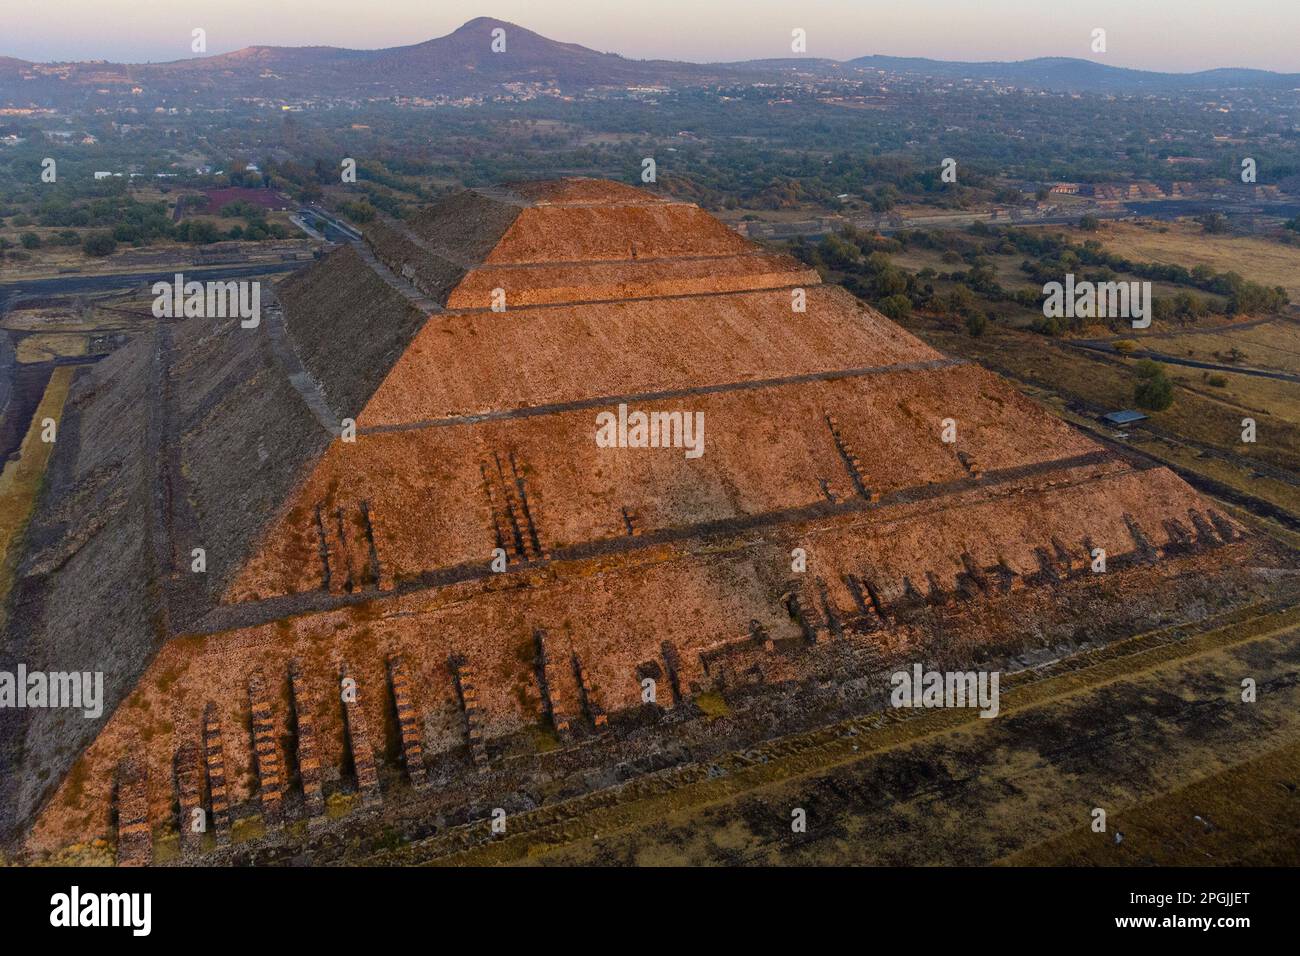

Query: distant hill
left=142, top=18, right=684, bottom=83
left=2, top=16, right=1297, bottom=104
left=18, top=18, right=729, bottom=99
left=843, top=54, right=1300, bottom=92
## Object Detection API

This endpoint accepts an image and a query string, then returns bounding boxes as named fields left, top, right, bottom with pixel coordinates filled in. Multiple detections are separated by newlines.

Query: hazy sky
left=2, top=0, right=1296, bottom=72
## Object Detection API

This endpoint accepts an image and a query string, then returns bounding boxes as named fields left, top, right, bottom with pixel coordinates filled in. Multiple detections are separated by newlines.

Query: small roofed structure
left=1101, top=409, right=1149, bottom=427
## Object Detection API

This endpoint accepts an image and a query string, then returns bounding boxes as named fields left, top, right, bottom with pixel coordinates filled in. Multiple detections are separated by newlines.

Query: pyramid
left=1, top=179, right=1263, bottom=858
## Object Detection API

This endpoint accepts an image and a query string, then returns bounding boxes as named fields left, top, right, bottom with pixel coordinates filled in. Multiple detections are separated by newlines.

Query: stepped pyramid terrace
left=0, top=178, right=1285, bottom=864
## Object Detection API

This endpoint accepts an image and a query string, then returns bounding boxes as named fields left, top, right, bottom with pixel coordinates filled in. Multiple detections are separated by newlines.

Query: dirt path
left=1066, top=339, right=1300, bottom=384
left=1074, top=314, right=1285, bottom=346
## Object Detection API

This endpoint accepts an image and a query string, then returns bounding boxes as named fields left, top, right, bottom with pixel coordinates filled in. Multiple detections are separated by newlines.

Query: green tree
left=1197, top=212, right=1229, bottom=234
left=1134, top=360, right=1174, bottom=411
left=817, top=234, right=859, bottom=271
left=82, top=232, right=117, bottom=257
left=878, top=295, right=912, bottom=321
left=945, top=285, right=978, bottom=316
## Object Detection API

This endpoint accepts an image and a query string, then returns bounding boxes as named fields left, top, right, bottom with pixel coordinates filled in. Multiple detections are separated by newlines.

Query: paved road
left=1074, top=314, right=1290, bottom=346
left=0, top=330, right=12, bottom=415
left=0, top=261, right=306, bottom=311
left=299, top=205, right=362, bottom=244
left=767, top=197, right=1300, bottom=240
left=1067, top=339, right=1300, bottom=383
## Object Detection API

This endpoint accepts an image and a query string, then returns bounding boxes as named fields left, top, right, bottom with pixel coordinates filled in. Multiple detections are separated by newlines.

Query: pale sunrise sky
left=2, top=0, right=1296, bottom=73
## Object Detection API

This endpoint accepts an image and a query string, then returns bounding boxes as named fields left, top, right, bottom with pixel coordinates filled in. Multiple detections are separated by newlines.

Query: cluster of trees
left=796, top=228, right=994, bottom=336
left=657, top=147, right=1007, bottom=213
left=0, top=191, right=164, bottom=258
left=210, top=200, right=292, bottom=241
left=1038, top=231, right=1283, bottom=309
left=10, top=229, right=83, bottom=250
left=795, top=218, right=1289, bottom=346
left=5, top=228, right=122, bottom=258
left=6, top=228, right=119, bottom=257
left=336, top=199, right=379, bottom=223
left=250, top=155, right=432, bottom=218
left=26, top=193, right=174, bottom=241
left=1, top=187, right=297, bottom=256
left=902, top=224, right=1289, bottom=333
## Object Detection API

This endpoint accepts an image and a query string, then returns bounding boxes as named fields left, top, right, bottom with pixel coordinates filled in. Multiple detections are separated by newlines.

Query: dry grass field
left=1173, top=367, right=1300, bottom=427
left=910, top=315, right=1300, bottom=470
left=1093, top=220, right=1300, bottom=298
left=894, top=310, right=1300, bottom=549
left=0, top=234, right=314, bottom=280
left=1, top=299, right=153, bottom=335
left=1151, top=319, right=1300, bottom=376
left=891, top=248, right=1044, bottom=292
left=14, top=333, right=88, bottom=363
left=0, top=365, right=75, bottom=621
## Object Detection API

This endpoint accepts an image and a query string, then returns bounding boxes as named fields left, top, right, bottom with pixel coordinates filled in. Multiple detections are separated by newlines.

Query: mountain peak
left=454, top=16, right=520, bottom=32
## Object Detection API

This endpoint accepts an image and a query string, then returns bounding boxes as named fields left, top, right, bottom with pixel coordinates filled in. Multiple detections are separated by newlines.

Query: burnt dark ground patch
left=508, top=623, right=1300, bottom=866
